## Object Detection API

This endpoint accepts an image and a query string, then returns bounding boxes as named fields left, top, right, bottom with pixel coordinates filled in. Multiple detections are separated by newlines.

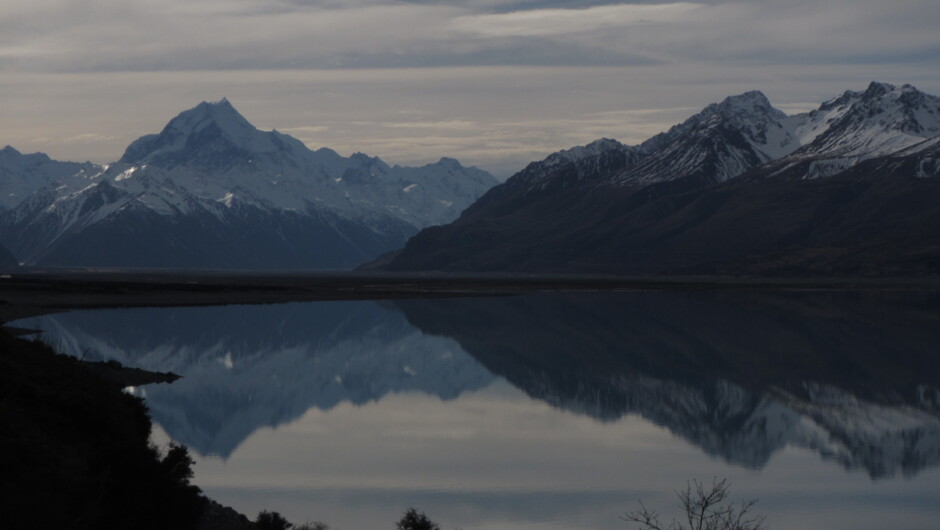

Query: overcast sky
left=2, top=0, right=938, bottom=177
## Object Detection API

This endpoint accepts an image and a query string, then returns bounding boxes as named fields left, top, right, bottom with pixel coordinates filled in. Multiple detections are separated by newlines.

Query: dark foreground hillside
left=0, top=332, right=209, bottom=529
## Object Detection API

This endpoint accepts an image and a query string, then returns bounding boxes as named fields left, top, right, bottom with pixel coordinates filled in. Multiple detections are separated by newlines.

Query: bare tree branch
left=621, top=478, right=766, bottom=530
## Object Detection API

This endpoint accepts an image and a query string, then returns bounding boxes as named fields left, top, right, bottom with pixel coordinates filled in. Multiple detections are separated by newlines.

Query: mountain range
left=0, top=100, right=497, bottom=269
left=379, top=82, right=940, bottom=275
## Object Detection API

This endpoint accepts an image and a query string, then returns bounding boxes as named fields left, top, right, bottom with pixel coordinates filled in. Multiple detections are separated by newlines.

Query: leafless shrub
left=622, top=478, right=766, bottom=530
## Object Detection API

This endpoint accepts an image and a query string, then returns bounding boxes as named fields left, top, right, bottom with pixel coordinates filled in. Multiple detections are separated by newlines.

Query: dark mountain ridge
left=381, top=82, right=940, bottom=275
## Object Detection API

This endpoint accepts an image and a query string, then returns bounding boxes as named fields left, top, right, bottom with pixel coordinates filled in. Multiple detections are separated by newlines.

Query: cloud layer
left=2, top=0, right=938, bottom=176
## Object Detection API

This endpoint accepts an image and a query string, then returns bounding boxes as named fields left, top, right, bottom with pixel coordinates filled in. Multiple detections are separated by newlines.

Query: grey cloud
left=61, top=40, right=662, bottom=72
left=397, top=0, right=724, bottom=13
left=2, top=0, right=940, bottom=176
left=4, top=0, right=939, bottom=74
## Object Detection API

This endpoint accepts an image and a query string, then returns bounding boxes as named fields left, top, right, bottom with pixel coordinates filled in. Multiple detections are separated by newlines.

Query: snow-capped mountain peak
left=0, top=99, right=497, bottom=269
left=119, top=98, right=308, bottom=169
left=614, top=83, right=940, bottom=184
left=712, top=90, right=779, bottom=117
left=766, top=82, right=940, bottom=179
left=555, top=138, right=628, bottom=163
left=0, top=146, right=101, bottom=211
left=168, top=98, right=255, bottom=139
left=593, top=90, right=801, bottom=187
left=792, top=82, right=940, bottom=157
left=863, top=80, right=895, bottom=98
left=679, top=90, right=798, bottom=161
left=507, top=137, right=641, bottom=194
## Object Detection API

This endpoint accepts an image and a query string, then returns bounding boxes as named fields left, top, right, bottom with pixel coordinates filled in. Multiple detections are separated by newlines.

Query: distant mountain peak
left=786, top=81, right=940, bottom=163
left=831, top=81, right=928, bottom=106
left=119, top=99, right=306, bottom=169
left=162, top=98, right=257, bottom=142
left=550, top=138, right=628, bottom=163
left=707, top=91, right=788, bottom=127
left=0, top=145, right=54, bottom=164
left=864, top=81, right=894, bottom=96
left=715, top=90, right=774, bottom=111
left=855, top=81, right=933, bottom=103
left=1, top=98, right=498, bottom=270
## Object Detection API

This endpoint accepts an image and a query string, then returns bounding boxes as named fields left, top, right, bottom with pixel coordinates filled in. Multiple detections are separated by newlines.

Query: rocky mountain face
left=0, top=99, right=497, bottom=269
left=381, top=82, right=940, bottom=275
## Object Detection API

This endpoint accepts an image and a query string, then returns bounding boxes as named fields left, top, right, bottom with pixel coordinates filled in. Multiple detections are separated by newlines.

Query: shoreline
left=3, top=269, right=939, bottom=324
left=0, top=322, right=259, bottom=529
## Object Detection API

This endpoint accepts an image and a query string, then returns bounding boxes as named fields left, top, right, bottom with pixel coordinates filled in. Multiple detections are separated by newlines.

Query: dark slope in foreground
left=0, top=332, right=206, bottom=529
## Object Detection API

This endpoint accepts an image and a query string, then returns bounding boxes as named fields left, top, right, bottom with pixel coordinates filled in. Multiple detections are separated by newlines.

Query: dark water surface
left=16, top=290, right=940, bottom=529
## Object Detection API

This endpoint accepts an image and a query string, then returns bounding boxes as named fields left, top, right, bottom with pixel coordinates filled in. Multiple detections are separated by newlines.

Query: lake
left=15, top=290, right=940, bottom=529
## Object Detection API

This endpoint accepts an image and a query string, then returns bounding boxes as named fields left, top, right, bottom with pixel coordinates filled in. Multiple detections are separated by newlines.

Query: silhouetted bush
left=622, top=478, right=765, bottom=530
left=396, top=508, right=440, bottom=530
left=256, top=510, right=293, bottom=530
left=161, top=442, right=196, bottom=485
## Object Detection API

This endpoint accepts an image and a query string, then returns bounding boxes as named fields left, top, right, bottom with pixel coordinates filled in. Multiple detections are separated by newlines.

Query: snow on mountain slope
left=614, top=83, right=940, bottom=186
left=120, top=98, right=307, bottom=168
left=769, top=82, right=940, bottom=179
left=609, top=91, right=801, bottom=187
left=507, top=138, right=644, bottom=194
left=647, top=90, right=800, bottom=161
left=796, top=82, right=940, bottom=157
left=0, top=99, right=497, bottom=269
left=467, top=82, right=940, bottom=206
left=113, top=98, right=496, bottom=226
left=0, top=146, right=101, bottom=211
left=503, top=90, right=805, bottom=194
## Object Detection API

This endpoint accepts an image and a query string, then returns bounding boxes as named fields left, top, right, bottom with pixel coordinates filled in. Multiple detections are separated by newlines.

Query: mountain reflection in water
left=24, top=290, right=940, bottom=481
left=394, top=291, right=940, bottom=479
left=28, top=301, right=493, bottom=457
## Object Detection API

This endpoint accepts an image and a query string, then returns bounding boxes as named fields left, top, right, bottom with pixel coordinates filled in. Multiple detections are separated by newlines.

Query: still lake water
left=16, top=290, right=940, bottom=529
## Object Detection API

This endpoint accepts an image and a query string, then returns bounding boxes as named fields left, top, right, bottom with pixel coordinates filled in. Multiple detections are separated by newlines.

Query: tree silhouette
left=622, top=478, right=765, bottom=530
left=396, top=508, right=440, bottom=530
left=256, top=510, right=293, bottom=530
